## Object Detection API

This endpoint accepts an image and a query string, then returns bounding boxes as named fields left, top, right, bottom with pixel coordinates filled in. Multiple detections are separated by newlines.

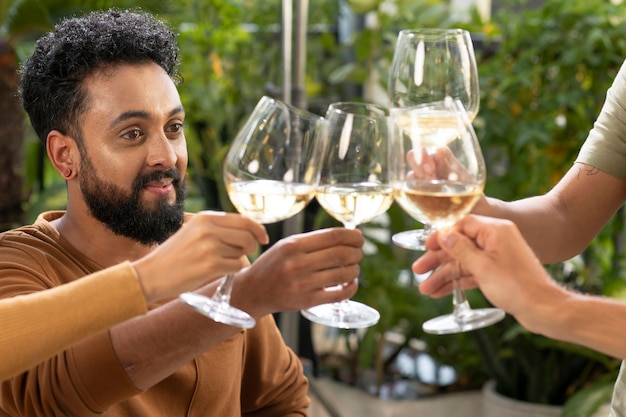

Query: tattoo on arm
left=576, top=165, right=599, bottom=180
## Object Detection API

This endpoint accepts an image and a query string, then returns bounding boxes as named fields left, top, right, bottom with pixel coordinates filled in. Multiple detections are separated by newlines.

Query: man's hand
left=133, top=211, right=269, bottom=303
left=414, top=214, right=564, bottom=326
left=231, top=227, right=365, bottom=318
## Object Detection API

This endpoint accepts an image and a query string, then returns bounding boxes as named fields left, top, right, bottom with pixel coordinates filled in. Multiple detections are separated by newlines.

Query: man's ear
left=47, top=130, right=79, bottom=180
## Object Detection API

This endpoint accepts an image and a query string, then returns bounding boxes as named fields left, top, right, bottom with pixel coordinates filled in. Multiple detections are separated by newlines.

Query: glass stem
left=212, top=274, right=235, bottom=305
left=336, top=222, right=358, bottom=313
left=451, top=262, right=472, bottom=320
left=419, top=223, right=434, bottom=246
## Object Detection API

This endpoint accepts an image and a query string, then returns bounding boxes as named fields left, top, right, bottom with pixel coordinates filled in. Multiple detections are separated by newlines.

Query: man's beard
left=78, top=153, right=186, bottom=245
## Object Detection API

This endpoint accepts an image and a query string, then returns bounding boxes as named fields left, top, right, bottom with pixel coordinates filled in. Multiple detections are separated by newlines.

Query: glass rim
left=257, top=95, right=324, bottom=121
left=326, top=101, right=389, bottom=118
left=398, top=28, right=469, bottom=36
left=389, top=97, right=468, bottom=116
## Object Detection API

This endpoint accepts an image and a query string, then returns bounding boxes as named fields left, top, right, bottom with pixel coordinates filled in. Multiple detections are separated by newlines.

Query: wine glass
left=388, top=28, right=480, bottom=251
left=388, top=97, right=505, bottom=334
left=180, top=96, right=323, bottom=328
left=300, top=102, right=393, bottom=329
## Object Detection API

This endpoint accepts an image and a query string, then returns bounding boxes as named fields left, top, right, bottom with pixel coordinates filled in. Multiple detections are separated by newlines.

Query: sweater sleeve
left=0, top=246, right=145, bottom=417
left=241, top=314, right=310, bottom=417
left=0, top=261, right=147, bottom=381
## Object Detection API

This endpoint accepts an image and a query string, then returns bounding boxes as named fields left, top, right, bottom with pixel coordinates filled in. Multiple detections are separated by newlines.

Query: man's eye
left=124, top=129, right=142, bottom=140
left=168, top=123, right=184, bottom=134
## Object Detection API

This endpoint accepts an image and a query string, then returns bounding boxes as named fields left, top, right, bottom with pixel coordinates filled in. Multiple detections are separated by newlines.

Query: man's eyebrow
left=170, top=105, right=185, bottom=117
left=108, top=106, right=185, bottom=129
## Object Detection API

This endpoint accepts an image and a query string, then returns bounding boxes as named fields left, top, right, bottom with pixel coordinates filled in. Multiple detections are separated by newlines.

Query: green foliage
left=478, top=0, right=626, bottom=200
left=168, top=0, right=257, bottom=209
left=471, top=316, right=620, bottom=406
left=168, top=0, right=340, bottom=209
left=562, top=374, right=617, bottom=417
left=323, top=0, right=460, bottom=101
left=1, top=0, right=175, bottom=42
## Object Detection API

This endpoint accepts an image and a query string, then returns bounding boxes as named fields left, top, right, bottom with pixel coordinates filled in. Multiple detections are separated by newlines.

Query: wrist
left=515, top=282, right=574, bottom=337
left=474, top=195, right=507, bottom=218
left=130, top=259, right=154, bottom=303
left=228, top=268, right=270, bottom=320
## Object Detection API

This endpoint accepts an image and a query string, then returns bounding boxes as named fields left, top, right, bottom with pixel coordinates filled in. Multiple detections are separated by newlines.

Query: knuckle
left=281, top=257, right=303, bottom=277
left=276, top=237, right=300, bottom=256
left=325, top=228, right=345, bottom=245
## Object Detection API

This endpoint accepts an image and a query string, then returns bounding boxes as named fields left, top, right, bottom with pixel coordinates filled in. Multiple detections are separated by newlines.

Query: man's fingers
left=419, top=273, right=478, bottom=298
left=437, top=229, right=482, bottom=267
left=412, top=246, right=450, bottom=274
left=196, top=211, right=269, bottom=245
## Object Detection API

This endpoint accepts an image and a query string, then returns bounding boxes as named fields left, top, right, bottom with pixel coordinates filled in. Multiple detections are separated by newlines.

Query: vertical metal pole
left=282, top=0, right=293, bottom=105
left=292, top=0, right=309, bottom=110
left=283, top=1, right=309, bottom=237
left=279, top=0, right=300, bottom=354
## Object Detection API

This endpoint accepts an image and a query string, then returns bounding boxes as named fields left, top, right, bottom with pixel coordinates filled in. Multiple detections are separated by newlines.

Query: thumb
left=437, top=229, right=481, bottom=268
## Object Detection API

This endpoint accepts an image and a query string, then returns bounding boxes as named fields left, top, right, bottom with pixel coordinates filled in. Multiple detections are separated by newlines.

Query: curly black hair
left=19, top=8, right=181, bottom=145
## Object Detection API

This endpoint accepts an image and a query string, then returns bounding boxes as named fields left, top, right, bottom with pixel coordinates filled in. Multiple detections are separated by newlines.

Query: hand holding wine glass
left=389, top=97, right=505, bottom=334
left=388, top=28, right=480, bottom=250
left=180, top=96, right=323, bottom=328
left=300, top=102, right=393, bottom=329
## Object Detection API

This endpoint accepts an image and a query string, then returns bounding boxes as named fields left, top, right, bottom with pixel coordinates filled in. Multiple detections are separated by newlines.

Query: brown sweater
left=0, top=212, right=309, bottom=416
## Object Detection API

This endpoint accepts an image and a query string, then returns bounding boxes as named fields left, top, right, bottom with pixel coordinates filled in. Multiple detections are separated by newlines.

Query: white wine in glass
left=389, top=97, right=505, bottom=334
left=180, top=96, right=323, bottom=328
left=388, top=28, right=480, bottom=251
left=300, top=102, right=393, bottom=329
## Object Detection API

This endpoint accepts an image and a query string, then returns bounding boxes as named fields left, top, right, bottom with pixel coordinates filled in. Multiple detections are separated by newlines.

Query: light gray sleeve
left=576, top=60, right=626, bottom=181
left=609, top=360, right=626, bottom=417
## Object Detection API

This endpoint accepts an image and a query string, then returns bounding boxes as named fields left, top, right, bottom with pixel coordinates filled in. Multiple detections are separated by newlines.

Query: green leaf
left=562, top=376, right=615, bottom=417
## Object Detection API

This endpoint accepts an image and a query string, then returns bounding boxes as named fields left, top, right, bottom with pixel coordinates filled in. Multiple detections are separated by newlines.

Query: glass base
left=422, top=307, right=505, bottom=335
left=179, top=292, right=256, bottom=329
left=392, top=229, right=427, bottom=251
left=301, top=300, right=380, bottom=329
